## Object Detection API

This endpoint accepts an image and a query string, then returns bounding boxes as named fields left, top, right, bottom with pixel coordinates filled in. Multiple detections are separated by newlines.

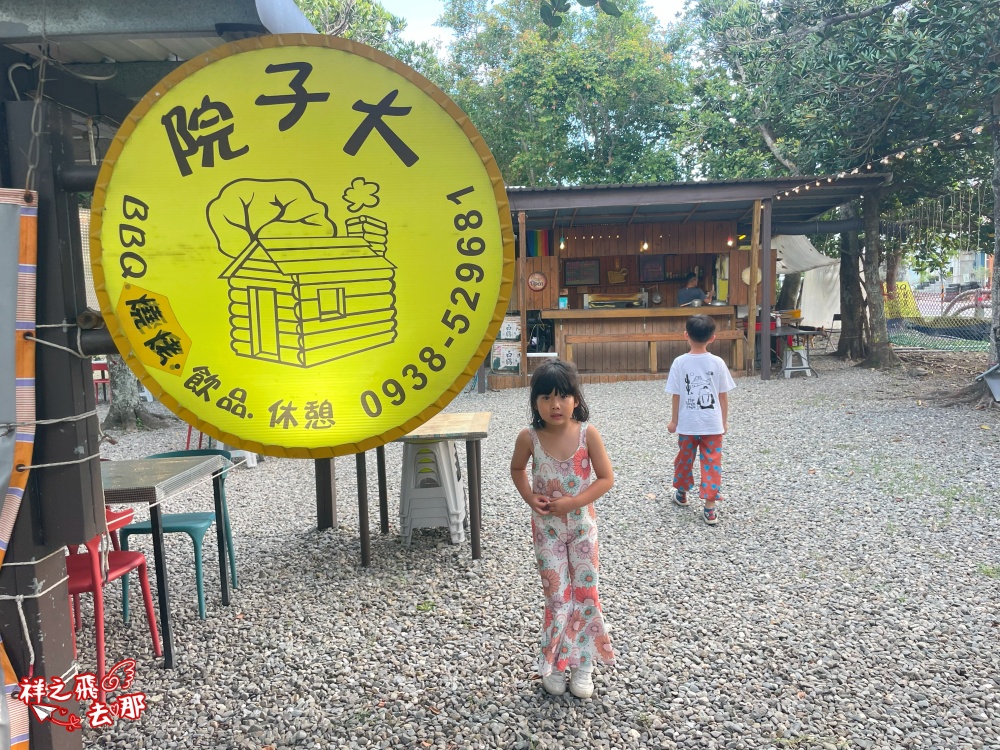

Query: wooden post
left=0, top=99, right=95, bottom=750
left=746, top=200, right=762, bottom=373
left=518, top=211, right=528, bottom=382
left=759, top=199, right=774, bottom=380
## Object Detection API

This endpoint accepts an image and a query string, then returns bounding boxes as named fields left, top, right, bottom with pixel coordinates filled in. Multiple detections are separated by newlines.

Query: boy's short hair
left=684, top=272, right=697, bottom=283
left=686, top=314, right=716, bottom=343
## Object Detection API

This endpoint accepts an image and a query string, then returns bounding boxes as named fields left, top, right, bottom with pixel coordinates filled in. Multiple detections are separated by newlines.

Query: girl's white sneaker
left=569, top=666, right=594, bottom=699
left=542, top=672, right=566, bottom=696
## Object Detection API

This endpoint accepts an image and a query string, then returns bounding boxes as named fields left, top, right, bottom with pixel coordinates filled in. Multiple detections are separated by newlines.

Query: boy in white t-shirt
left=665, top=314, right=737, bottom=525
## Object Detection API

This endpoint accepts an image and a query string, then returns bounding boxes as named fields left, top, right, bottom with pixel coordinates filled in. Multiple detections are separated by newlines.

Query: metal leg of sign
left=466, top=440, right=482, bottom=560
left=376, top=446, right=389, bottom=534
left=148, top=503, right=174, bottom=668
left=356, top=453, right=371, bottom=568
left=213, top=473, right=230, bottom=607
left=315, top=459, right=337, bottom=531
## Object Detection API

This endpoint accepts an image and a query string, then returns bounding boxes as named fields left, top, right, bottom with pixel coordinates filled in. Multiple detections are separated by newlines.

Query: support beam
left=746, top=200, right=761, bottom=375
left=760, top=199, right=774, bottom=381
left=518, top=211, right=527, bottom=378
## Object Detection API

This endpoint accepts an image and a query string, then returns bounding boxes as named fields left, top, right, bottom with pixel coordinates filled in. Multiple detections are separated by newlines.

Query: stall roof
left=0, top=0, right=316, bottom=116
left=506, top=174, right=891, bottom=230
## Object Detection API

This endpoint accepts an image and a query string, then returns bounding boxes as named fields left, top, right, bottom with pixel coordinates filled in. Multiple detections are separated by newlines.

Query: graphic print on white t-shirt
left=684, top=372, right=717, bottom=411
left=665, top=352, right=736, bottom=436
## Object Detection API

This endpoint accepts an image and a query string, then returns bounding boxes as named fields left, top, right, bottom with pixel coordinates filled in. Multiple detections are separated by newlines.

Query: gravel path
left=83, top=355, right=1000, bottom=750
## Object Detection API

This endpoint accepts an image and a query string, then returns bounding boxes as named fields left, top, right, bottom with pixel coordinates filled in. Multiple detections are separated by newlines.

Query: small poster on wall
left=639, top=254, right=666, bottom=283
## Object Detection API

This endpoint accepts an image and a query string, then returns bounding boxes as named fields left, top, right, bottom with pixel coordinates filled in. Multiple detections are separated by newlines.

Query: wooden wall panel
left=512, top=221, right=742, bottom=311
left=524, top=256, right=559, bottom=310
left=726, top=247, right=777, bottom=306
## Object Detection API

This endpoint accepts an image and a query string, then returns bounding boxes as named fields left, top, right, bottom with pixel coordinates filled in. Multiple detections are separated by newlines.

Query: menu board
left=639, top=254, right=666, bottom=283
left=564, top=258, right=601, bottom=286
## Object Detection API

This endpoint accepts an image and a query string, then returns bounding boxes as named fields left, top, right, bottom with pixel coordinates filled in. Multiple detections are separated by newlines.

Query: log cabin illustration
left=209, top=178, right=395, bottom=368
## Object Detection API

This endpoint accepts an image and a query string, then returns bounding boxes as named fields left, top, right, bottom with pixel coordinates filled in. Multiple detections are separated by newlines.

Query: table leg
left=475, top=440, right=483, bottom=532
left=213, top=472, right=230, bottom=606
left=376, top=445, right=389, bottom=534
left=805, top=336, right=818, bottom=377
left=148, top=502, right=174, bottom=668
left=466, top=440, right=482, bottom=560
left=356, top=452, right=371, bottom=567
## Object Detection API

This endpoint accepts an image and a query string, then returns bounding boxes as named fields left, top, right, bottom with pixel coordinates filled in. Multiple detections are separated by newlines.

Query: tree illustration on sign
left=206, top=178, right=396, bottom=368
left=207, top=178, right=336, bottom=258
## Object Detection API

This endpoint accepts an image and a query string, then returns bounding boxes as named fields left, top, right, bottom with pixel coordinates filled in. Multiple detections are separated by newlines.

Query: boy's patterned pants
left=673, top=433, right=724, bottom=502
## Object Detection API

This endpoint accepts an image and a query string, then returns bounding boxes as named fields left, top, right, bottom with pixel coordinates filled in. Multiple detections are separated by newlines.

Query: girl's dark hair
left=529, top=358, right=589, bottom=429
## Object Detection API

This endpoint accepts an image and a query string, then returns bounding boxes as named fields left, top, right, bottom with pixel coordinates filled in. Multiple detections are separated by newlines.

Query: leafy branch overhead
left=540, top=0, right=621, bottom=28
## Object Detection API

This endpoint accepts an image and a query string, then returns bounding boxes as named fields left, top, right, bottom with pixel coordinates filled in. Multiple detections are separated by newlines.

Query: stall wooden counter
left=542, top=306, right=743, bottom=375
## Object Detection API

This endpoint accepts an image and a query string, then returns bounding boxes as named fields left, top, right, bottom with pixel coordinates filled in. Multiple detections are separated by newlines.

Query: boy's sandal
left=703, top=506, right=719, bottom=525
left=672, top=489, right=689, bottom=507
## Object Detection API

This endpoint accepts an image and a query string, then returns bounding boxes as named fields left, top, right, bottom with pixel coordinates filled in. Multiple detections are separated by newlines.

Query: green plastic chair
left=121, top=449, right=238, bottom=621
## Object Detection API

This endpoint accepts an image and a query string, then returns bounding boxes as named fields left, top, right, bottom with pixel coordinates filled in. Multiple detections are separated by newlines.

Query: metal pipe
left=79, top=327, right=116, bottom=356
left=58, top=165, right=100, bottom=192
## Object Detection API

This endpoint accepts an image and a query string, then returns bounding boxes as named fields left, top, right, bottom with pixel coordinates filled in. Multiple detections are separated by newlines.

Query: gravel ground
left=82, top=353, right=1000, bottom=750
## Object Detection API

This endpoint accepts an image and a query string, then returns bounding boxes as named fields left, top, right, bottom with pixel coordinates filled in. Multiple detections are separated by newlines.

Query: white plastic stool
left=400, top=441, right=467, bottom=546
left=782, top=345, right=814, bottom=378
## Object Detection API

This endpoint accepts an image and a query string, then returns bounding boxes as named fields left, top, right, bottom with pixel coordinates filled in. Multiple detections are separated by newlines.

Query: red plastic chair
left=92, top=361, right=110, bottom=402
left=66, top=533, right=161, bottom=703
left=73, top=508, right=134, bottom=632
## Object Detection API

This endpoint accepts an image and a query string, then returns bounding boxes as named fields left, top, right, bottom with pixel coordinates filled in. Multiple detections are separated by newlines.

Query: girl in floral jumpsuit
left=510, top=359, right=615, bottom=699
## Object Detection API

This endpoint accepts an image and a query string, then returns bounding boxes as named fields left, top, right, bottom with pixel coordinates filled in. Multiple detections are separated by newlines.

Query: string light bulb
left=727, top=236, right=734, bottom=246
left=559, top=236, right=565, bottom=250
left=641, top=240, right=649, bottom=252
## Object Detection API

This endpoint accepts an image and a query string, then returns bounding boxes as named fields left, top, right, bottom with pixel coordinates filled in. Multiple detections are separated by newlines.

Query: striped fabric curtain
left=0, top=191, right=38, bottom=749
left=524, top=230, right=552, bottom=257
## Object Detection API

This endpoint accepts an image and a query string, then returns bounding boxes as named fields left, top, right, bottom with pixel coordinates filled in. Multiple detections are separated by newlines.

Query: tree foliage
left=440, top=0, right=690, bottom=186
left=690, top=0, right=999, bottom=368
left=294, top=0, right=446, bottom=81
left=539, top=0, right=622, bottom=28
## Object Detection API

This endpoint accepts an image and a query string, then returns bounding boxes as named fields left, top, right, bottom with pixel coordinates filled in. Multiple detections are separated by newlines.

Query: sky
left=377, top=0, right=688, bottom=44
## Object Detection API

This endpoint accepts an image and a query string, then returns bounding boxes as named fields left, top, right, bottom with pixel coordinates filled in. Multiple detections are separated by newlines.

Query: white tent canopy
left=773, top=235, right=839, bottom=274
left=772, top=235, right=840, bottom=328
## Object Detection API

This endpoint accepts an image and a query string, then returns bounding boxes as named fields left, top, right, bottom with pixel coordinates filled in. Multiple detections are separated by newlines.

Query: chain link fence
left=886, top=281, right=994, bottom=354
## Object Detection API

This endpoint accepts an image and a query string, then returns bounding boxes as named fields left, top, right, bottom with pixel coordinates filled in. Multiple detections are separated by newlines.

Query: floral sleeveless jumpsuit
left=529, top=423, right=615, bottom=676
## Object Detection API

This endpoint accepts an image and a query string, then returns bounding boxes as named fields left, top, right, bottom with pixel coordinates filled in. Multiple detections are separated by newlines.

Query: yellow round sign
left=92, top=35, right=514, bottom=458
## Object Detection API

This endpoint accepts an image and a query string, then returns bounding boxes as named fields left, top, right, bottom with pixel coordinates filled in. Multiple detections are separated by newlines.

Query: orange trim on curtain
left=2, top=194, right=38, bottom=750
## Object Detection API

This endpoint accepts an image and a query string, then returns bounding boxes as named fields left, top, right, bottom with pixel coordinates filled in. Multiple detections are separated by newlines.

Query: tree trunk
left=884, top=243, right=902, bottom=296
left=992, top=90, right=1000, bottom=370
left=860, top=191, right=901, bottom=369
left=836, top=213, right=867, bottom=360
left=101, top=355, right=173, bottom=431
left=776, top=272, right=801, bottom=310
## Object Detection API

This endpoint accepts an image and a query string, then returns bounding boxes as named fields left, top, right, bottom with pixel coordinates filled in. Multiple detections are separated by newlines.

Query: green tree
left=441, top=0, right=690, bottom=185
left=295, top=0, right=446, bottom=81
left=690, top=0, right=999, bottom=373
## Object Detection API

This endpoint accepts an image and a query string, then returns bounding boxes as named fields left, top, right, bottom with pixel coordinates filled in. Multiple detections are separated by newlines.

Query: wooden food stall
left=496, top=177, right=889, bottom=387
